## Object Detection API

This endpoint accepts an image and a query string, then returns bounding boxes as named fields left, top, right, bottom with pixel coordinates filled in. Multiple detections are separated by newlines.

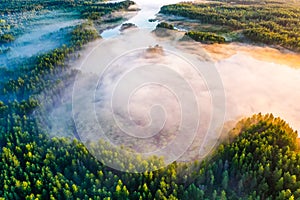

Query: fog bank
left=44, top=29, right=300, bottom=165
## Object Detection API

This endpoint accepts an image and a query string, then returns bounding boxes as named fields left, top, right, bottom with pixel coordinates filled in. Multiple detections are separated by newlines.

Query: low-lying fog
left=0, top=10, right=81, bottom=68
left=42, top=29, right=300, bottom=163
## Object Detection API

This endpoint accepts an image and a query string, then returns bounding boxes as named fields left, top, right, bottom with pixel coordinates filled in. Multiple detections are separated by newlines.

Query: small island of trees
left=156, top=22, right=174, bottom=30
left=185, top=31, right=226, bottom=44
left=0, top=33, right=15, bottom=43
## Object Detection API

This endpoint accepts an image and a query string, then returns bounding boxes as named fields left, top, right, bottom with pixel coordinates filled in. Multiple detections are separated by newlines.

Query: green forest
left=2, top=93, right=300, bottom=199
left=0, top=0, right=134, bottom=15
left=1, top=0, right=300, bottom=199
left=160, top=0, right=300, bottom=51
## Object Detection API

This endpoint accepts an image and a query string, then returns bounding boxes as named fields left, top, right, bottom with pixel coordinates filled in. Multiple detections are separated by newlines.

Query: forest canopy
left=1, top=0, right=300, bottom=199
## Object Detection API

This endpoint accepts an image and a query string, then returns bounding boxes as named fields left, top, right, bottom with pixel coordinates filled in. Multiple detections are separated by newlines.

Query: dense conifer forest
left=0, top=0, right=300, bottom=199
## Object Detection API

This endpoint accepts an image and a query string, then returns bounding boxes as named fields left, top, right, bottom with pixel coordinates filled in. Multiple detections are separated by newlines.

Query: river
left=101, top=0, right=186, bottom=38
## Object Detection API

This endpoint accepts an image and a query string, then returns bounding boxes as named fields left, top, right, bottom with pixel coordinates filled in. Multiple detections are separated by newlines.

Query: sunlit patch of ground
left=157, top=13, right=300, bottom=69
left=203, top=43, right=300, bottom=68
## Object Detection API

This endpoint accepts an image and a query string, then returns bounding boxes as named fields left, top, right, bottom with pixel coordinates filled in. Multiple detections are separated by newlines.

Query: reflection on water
left=101, top=0, right=186, bottom=38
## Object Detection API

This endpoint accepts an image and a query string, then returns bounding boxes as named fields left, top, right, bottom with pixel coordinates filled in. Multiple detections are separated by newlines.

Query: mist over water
left=217, top=52, right=300, bottom=132
left=43, top=26, right=300, bottom=166
left=33, top=1, right=300, bottom=167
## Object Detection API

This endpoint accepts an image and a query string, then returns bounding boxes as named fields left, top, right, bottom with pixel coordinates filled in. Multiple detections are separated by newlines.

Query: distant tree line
left=0, top=0, right=134, bottom=15
left=0, top=0, right=134, bottom=44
